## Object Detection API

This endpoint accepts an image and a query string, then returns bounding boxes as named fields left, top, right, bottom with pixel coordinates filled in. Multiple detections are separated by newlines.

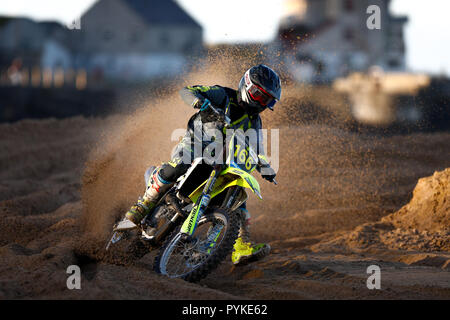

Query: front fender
left=221, top=167, right=262, bottom=199
left=188, top=167, right=262, bottom=203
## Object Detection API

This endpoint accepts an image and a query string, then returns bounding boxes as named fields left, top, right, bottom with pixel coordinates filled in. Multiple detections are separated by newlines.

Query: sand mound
left=312, top=169, right=450, bottom=254
left=382, top=168, right=450, bottom=232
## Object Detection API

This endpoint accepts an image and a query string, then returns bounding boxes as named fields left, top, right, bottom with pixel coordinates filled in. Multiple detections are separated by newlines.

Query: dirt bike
left=106, top=105, right=276, bottom=282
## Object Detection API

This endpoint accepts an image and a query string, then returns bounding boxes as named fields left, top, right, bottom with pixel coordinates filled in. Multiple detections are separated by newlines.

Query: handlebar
left=206, top=103, right=278, bottom=186
left=209, top=104, right=231, bottom=127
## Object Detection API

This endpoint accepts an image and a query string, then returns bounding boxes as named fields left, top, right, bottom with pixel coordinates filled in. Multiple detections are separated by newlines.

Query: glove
left=197, top=99, right=229, bottom=124
left=194, top=98, right=211, bottom=111
left=260, top=166, right=276, bottom=182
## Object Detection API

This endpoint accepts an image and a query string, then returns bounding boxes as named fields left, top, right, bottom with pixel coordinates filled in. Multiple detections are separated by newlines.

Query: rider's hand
left=198, top=101, right=229, bottom=124
left=261, top=166, right=276, bottom=182
left=194, top=98, right=211, bottom=111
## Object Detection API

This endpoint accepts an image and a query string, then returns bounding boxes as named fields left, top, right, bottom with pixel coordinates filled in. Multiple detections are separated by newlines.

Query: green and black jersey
left=179, top=85, right=268, bottom=164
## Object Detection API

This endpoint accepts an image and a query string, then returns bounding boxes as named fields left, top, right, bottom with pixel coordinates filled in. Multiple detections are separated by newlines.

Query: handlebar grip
left=209, top=105, right=230, bottom=126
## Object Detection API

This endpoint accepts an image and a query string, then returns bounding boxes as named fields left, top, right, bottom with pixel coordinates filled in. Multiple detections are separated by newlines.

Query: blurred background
left=0, top=0, right=449, bottom=130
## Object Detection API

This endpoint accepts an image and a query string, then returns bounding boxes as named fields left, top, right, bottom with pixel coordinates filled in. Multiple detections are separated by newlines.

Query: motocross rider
left=125, top=64, right=281, bottom=265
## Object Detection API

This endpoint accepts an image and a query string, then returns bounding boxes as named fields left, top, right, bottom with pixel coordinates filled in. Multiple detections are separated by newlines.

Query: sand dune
left=311, top=169, right=450, bottom=257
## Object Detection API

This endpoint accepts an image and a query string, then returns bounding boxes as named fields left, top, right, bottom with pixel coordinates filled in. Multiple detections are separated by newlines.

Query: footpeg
left=114, top=218, right=138, bottom=231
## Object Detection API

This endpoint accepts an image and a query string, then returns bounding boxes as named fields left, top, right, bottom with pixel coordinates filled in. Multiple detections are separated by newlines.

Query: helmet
left=238, top=64, right=281, bottom=114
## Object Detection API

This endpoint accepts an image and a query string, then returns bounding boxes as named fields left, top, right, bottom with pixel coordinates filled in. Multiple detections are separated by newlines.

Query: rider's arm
left=254, top=117, right=277, bottom=181
left=179, top=85, right=227, bottom=110
left=257, top=152, right=276, bottom=181
left=254, top=116, right=268, bottom=167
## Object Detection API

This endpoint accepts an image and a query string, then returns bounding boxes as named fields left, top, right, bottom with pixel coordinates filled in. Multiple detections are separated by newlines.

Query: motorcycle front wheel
left=153, top=207, right=239, bottom=282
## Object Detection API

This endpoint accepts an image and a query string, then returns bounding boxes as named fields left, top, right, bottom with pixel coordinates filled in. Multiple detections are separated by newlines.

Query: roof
left=0, top=16, right=75, bottom=53
left=0, top=16, right=65, bottom=35
left=390, top=16, right=408, bottom=24
left=0, top=16, right=13, bottom=28
left=122, top=0, right=202, bottom=28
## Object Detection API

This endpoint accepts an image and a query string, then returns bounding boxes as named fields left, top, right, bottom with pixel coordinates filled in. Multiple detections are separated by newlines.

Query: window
left=344, top=28, right=354, bottom=41
left=344, top=0, right=354, bottom=12
left=388, top=59, right=400, bottom=68
left=130, top=32, right=140, bottom=44
left=103, top=30, right=114, bottom=41
left=159, top=33, right=169, bottom=48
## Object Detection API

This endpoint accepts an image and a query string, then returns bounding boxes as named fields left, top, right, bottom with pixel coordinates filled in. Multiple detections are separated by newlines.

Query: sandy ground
left=0, top=101, right=449, bottom=299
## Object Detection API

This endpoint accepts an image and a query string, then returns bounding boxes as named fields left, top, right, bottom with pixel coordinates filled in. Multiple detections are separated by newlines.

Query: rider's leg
left=125, top=136, right=193, bottom=225
left=125, top=160, right=189, bottom=225
left=237, top=204, right=252, bottom=243
left=231, top=202, right=271, bottom=265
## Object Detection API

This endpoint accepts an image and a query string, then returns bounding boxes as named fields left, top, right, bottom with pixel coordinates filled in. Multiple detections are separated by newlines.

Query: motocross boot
left=125, top=168, right=173, bottom=225
left=231, top=208, right=271, bottom=265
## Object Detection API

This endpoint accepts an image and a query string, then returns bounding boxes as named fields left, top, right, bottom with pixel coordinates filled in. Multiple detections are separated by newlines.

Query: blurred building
left=75, top=0, right=203, bottom=81
left=0, top=0, right=203, bottom=85
left=334, top=69, right=430, bottom=125
left=274, top=0, right=408, bottom=83
left=0, top=17, right=73, bottom=71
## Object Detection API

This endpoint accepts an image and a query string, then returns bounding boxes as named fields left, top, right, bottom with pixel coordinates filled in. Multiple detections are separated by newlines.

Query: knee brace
left=159, top=162, right=190, bottom=183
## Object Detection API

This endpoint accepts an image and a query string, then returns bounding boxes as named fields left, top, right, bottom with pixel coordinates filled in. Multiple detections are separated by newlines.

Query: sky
left=0, top=0, right=448, bottom=75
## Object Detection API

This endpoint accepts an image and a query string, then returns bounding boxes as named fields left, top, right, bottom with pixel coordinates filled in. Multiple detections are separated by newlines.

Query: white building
left=76, top=0, right=203, bottom=81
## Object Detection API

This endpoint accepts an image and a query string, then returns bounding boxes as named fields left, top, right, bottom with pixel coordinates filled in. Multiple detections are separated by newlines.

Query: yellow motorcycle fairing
left=188, top=166, right=262, bottom=203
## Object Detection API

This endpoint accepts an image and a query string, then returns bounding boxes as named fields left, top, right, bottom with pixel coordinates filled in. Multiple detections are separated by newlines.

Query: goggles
left=245, top=71, right=277, bottom=110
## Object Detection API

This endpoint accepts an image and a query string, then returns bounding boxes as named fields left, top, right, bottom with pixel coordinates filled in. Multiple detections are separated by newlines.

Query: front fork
left=180, top=164, right=223, bottom=236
